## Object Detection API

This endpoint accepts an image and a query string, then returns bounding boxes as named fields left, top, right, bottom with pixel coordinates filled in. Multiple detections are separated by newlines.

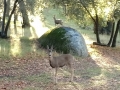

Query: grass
left=0, top=7, right=120, bottom=90
left=0, top=39, right=11, bottom=59
left=0, top=37, right=33, bottom=59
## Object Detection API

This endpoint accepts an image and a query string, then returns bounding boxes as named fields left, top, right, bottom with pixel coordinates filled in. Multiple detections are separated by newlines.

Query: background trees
left=0, top=0, right=119, bottom=47
left=46, top=0, right=120, bottom=47
left=108, top=0, right=120, bottom=47
left=0, top=0, right=46, bottom=38
left=0, top=0, right=19, bottom=38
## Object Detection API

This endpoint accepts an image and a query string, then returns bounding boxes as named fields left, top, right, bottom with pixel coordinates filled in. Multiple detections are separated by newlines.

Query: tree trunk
left=107, top=22, right=115, bottom=46
left=18, top=0, right=30, bottom=28
left=6, top=0, right=10, bottom=17
left=14, top=9, right=18, bottom=25
left=111, top=19, right=120, bottom=47
left=1, top=0, right=7, bottom=38
left=80, top=1, right=101, bottom=44
left=63, top=4, right=67, bottom=15
left=94, top=14, right=101, bottom=44
left=4, top=0, right=18, bottom=37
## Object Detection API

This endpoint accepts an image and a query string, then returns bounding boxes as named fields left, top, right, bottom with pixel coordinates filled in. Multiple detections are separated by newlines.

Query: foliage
left=46, top=0, right=115, bottom=25
left=44, top=0, right=120, bottom=47
left=0, top=0, right=19, bottom=38
left=25, top=0, right=47, bottom=15
left=113, top=0, right=120, bottom=19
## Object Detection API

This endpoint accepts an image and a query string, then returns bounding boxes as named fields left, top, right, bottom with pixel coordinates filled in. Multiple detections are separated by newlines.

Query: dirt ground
left=0, top=43, right=120, bottom=90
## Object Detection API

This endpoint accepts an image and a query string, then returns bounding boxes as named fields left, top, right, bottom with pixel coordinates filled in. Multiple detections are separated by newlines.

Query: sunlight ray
left=10, top=38, right=21, bottom=57
left=30, top=16, right=48, bottom=38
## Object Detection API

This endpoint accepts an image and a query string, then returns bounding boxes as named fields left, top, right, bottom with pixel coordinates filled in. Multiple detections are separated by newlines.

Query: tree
left=1, top=0, right=7, bottom=38
left=46, top=0, right=120, bottom=47
left=45, top=0, right=108, bottom=44
left=6, top=0, right=10, bottom=17
left=0, top=0, right=47, bottom=38
left=18, top=0, right=30, bottom=28
left=108, top=0, right=120, bottom=47
left=111, top=20, right=120, bottom=47
left=79, top=0, right=101, bottom=44
left=0, top=0, right=18, bottom=38
left=17, top=0, right=47, bottom=27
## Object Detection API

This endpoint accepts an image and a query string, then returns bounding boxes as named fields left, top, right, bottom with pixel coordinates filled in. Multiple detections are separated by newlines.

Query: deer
left=47, top=45, right=74, bottom=84
left=53, top=15, right=63, bottom=26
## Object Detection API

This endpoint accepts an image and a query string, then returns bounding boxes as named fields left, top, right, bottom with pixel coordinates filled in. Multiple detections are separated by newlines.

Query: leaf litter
left=0, top=44, right=120, bottom=90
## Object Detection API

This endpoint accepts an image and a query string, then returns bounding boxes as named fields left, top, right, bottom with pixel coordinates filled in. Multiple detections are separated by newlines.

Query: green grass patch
left=23, top=87, right=42, bottom=90
left=0, top=38, right=11, bottom=59
left=0, top=37, right=39, bottom=59
left=23, top=73, right=52, bottom=84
